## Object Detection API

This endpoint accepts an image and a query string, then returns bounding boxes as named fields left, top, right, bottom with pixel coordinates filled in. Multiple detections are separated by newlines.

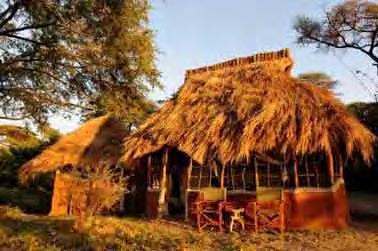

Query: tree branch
left=1, top=33, right=46, bottom=45
left=0, top=2, right=19, bottom=30
left=0, top=21, right=55, bottom=35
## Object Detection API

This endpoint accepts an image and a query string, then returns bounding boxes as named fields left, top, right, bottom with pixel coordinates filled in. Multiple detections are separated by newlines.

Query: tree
left=298, top=72, right=337, bottom=89
left=294, top=1, right=378, bottom=73
left=87, top=87, right=157, bottom=130
left=0, top=0, right=160, bottom=123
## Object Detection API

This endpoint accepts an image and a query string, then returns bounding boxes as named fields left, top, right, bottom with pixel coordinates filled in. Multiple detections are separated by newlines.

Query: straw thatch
left=121, top=49, right=376, bottom=166
left=20, top=115, right=128, bottom=183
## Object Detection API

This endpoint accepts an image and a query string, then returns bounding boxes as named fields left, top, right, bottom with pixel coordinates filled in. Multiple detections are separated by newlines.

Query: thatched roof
left=20, top=115, right=128, bottom=182
left=121, top=49, right=376, bottom=166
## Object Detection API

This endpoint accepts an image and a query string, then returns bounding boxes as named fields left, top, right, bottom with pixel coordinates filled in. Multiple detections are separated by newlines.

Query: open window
left=189, top=164, right=212, bottom=189
left=297, top=155, right=330, bottom=188
left=224, top=164, right=256, bottom=191
left=255, top=159, right=283, bottom=188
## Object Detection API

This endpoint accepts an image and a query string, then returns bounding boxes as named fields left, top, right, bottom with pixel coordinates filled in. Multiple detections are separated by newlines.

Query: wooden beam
left=158, top=148, right=169, bottom=217
left=187, top=158, right=193, bottom=189
left=254, top=157, right=259, bottom=188
left=305, top=156, right=310, bottom=187
left=328, top=153, right=335, bottom=185
left=220, top=163, right=225, bottom=188
left=339, top=159, right=344, bottom=179
left=147, top=155, right=152, bottom=188
left=230, top=166, right=235, bottom=189
left=294, top=158, right=299, bottom=188
left=185, top=157, right=193, bottom=221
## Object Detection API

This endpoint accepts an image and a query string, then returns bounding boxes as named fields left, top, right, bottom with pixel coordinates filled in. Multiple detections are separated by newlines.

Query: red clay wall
left=284, top=179, right=349, bottom=230
left=184, top=179, right=349, bottom=230
left=145, top=189, right=160, bottom=218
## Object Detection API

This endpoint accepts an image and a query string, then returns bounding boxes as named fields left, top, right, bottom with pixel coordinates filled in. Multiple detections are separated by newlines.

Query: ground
left=0, top=206, right=377, bottom=251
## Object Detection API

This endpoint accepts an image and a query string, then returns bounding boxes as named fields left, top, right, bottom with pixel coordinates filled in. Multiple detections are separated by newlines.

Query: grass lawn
left=0, top=206, right=377, bottom=251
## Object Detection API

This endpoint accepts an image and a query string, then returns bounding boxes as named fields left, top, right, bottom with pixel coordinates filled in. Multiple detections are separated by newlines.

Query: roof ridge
left=186, top=48, right=292, bottom=76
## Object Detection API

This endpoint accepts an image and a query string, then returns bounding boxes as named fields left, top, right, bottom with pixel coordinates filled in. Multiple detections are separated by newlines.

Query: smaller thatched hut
left=20, top=115, right=128, bottom=216
left=121, top=49, right=376, bottom=229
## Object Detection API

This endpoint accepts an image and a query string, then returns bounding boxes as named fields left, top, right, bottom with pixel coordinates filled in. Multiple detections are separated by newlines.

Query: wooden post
left=328, top=153, right=335, bottom=185
left=315, top=165, right=320, bottom=188
left=294, top=158, right=299, bottom=188
left=185, top=158, right=193, bottom=221
left=198, top=164, right=202, bottom=189
left=230, top=166, right=235, bottom=189
left=254, top=157, right=259, bottom=188
left=147, top=155, right=152, bottom=188
left=220, top=164, right=225, bottom=188
left=158, top=148, right=169, bottom=217
left=187, top=158, right=193, bottom=189
left=242, top=167, right=246, bottom=190
left=119, top=166, right=125, bottom=213
left=339, top=161, right=344, bottom=179
left=209, top=163, right=213, bottom=187
left=305, top=157, right=310, bottom=187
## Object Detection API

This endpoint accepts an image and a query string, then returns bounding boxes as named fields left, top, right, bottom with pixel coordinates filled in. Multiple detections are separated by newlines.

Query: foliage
left=346, top=102, right=378, bottom=192
left=0, top=124, right=58, bottom=213
left=87, top=91, right=157, bottom=130
left=0, top=124, right=60, bottom=186
left=66, top=165, right=126, bottom=221
left=298, top=72, right=337, bottom=89
left=0, top=205, right=378, bottom=251
left=0, top=0, right=160, bottom=123
left=0, top=187, right=50, bottom=214
left=294, top=1, right=378, bottom=75
left=348, top=102, right=378, bottom=135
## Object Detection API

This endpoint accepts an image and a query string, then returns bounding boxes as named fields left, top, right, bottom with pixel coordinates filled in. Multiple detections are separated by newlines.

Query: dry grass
left=122, top=49, right=375, bottom=167
left=0, top=206, right=377, bottom=251
left=19, top=115, right=128, bottom=183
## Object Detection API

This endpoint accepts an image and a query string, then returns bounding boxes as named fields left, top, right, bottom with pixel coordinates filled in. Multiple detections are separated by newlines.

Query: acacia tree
left=294, top=0, right=378, bottom=98
left=298, top=72, right=337, bottom=89
left=0, top=0, right=160, bottom=123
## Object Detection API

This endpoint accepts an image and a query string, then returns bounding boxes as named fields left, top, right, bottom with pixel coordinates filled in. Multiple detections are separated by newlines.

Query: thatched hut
left=20, top=115, right=128, bottom=216
left=121, top=49, right=376, bottom=229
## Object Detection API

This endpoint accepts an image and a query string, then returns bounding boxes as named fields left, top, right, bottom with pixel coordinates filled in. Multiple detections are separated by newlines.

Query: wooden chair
left=193, top=187, right=227, bottom=232
left=254, top=187, right=285, bottom=233
left=229, top=208, right=245, bottom=232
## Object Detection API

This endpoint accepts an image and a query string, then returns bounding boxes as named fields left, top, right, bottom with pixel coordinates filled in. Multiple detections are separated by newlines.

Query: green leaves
left=0, top=0, right=160, bottom=124
left=298, top=72, right=337, bottom=90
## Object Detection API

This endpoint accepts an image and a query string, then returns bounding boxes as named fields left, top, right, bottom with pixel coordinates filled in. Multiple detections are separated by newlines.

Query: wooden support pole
left=198, top=164, right=202, bottom=189
left=185, top=157, right=193, bottom=221
left=158, top=148, right=169, bottom=217
left=220, top=163, right=225, bottom=188
left=305, top=157, right=310, bottom=187
left=242, top=167, right=246, bottom=190
left=294, top=158, right=299, bottom=188
left=254, top=157, right=259, bottom=188
left=187, top=158, right=193, bottom=189
left=231, top=166, right=235, bottom=189
left=339, top=161, right=344, bottom=179
left=147, top=155, right=152, bottom=188
left=328, top=153, right=335, bottom=185
left=119, top=166, right=125, bottom=212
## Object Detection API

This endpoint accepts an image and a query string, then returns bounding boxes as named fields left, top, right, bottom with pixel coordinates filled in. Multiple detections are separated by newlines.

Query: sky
left=4, top=0, right=378, bottom=133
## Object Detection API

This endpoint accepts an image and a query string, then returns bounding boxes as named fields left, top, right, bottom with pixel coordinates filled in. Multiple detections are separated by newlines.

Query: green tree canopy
left=294, top=0, right=378, bottom=64
left=0, top=0, right=160, bottom=123
left=298, top=72, right=337, bottom=89
left=348, top=102, right=378, bottom=135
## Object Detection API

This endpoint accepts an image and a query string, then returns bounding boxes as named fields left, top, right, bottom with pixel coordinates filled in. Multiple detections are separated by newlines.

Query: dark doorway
left=168, top=149, right=188, bottom=216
